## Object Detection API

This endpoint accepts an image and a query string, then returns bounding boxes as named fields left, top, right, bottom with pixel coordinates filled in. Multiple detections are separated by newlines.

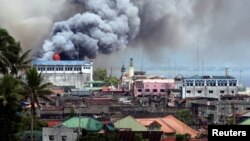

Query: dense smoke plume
left=41, top=0, right=140, bottom=60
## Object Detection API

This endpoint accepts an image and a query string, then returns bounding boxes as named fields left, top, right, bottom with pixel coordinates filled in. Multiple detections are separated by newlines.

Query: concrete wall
left=183, top=86, right=238, bottom=99
left=43, top=127, right=77, bottom=141
left=42, top=73, right=90, bottom=88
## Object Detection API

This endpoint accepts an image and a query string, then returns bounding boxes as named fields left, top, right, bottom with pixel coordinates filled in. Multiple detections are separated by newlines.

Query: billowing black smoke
left=40, top=0, right=140, bottom=60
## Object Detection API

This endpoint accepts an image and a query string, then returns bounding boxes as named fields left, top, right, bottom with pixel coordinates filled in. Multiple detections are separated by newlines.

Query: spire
left=121, top=61, right=126, bottom=73
left=130, top=58, right=133, bottom=67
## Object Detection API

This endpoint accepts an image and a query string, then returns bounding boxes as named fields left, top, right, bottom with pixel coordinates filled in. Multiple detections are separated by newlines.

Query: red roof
left=137, top=115, right=198, bottom=138
left=137, top=118, right=175, bottom=134
left=161, top=115, right=198, bottom=138
left=51, top=89, right=64, bottom=95
left=47, top=120, right=61, bottom=127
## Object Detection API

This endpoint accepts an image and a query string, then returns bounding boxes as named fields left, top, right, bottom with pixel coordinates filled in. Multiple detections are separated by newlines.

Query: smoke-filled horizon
left=1, top=0, right=250, bottom=64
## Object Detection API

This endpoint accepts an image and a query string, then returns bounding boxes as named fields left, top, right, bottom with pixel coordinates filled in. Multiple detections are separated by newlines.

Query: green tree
left=93, top=68, right=108, bottom=81
left=0, top=28, right=22, bottom=74
left=176, top=109, right=195, bottom=124
left=19, top=114, right=48, bottom=131
left=11, top=49, right=32, bottom=76
left=105, top=76, right=119, bottom=86
left=0, top=75, right=23, bottom=141
left=22, top=67, right=53, bottom=141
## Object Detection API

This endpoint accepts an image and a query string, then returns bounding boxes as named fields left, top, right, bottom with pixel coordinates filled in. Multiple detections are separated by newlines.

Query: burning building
left=32, top=56, right=93, bottom=88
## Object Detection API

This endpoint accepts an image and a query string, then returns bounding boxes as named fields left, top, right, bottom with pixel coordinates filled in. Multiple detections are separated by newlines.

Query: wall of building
left=42, top=73, right=90, bottom=88
left=134, top=79, right=175, bottom=97
left=182, top=78, right=238, bottom=99
left=42, top=127, right=77, bottom=141
left=33, top=61, right=93, bottom=88
left=183, top=86, right=238, bottom=99
left=185, top=99, right=250, bottom=124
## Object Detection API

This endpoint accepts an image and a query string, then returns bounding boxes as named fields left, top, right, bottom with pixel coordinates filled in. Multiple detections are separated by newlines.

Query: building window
left=145, top=89, right=150, bottom=92
left=197, top=90, right=202, bottom=93
left=246, top=107, right=250, bottom=110
left=65, top=65, right=73, bottom=71
left=186, top=90, right=191, bottom=93
left=231, top=91, right=234, bottom=94
left=138, top=89, right=142, bottom=92
left=207, top=81, right=216, bottom=86
left=209, top=90, right=213, bottom=94
left=62, top=136, right=67, bottom=141
left=220, top=90, right=225, bottom=94
left=160, top=89, right=165, bottom=92
left=218, top=80, right=227, bottom=86
left=195, top=80, right=205, bottom=86
left=148, top=125, right=160, bottom=131
left=49, top=135, right=54, bottom=140
left=153, top=89, right=157, bottom=92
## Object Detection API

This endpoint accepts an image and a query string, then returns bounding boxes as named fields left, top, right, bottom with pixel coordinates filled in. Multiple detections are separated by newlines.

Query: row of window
left=185, top=79, right=237, bottom=87
left=48, top=135, right=67, bottom=141
left=186, top=83, right=237, bottom=86
left=138, top=89, right=165, bottom=92
left=186, top=90, right=235, bottom=94
left=36, top=66, right=90, bottom=71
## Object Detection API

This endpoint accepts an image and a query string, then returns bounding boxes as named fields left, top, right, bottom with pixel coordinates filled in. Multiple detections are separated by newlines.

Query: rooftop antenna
left=141, top=55, right=144, bottom=71
left=196, top=38, right=199, bottom=75
left=202, top=58, right=204, bottom=76
left=168, top=59, right=171, bottom=78
left=239, top=69, right=242, bottom=84
left=110, top=67, right=113, bottom=77
left=225, top=66, right=229, bottom=76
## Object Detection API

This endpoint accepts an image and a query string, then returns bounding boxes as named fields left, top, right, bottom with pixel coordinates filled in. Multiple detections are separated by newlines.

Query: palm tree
left=11, top=49, right=32, bottom=76
left=22, top=67, right=53, bottom=141
left=0, top=75, right=23, bottom=141
left=0, top=28, right=21, bottom=74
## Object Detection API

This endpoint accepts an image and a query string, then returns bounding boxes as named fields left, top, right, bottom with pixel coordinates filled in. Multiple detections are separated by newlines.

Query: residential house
left=137, top=115, right=198, bottom=138
left=57, top=117, right=104, bottom=132
left=114, top=116, right=147, bottom=131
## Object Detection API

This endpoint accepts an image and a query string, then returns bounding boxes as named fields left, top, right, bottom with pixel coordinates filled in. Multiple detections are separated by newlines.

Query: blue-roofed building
left=182, top=75, right=238, bottom=99
left=32, top=60, right=93, bottom=89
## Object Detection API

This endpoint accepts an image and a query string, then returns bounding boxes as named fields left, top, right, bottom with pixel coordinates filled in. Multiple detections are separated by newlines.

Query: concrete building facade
left=182, top=75, right=238, bottom=99
left=32, top=60, right=93, bottom=88
left=42, top=127, right=77, bottom=141
left=134, top=78, right=175, bottom=97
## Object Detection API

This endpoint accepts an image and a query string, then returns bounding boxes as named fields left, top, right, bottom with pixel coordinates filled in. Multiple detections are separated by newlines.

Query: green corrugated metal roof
left=240, top=118, right=250, bottom=125
left=59, top=117, right=104, bottom=131
left=114, top=116, right=147, bottom=131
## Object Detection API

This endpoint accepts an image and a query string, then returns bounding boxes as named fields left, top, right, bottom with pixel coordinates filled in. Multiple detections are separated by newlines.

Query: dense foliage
left=93, top=68, right=119, bottom=86
left=0, top=28, right=51, bottom=141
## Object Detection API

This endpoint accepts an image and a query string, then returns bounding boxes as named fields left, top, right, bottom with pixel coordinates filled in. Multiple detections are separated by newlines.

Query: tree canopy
left=0, top=28, right=31, bottom=75
left=93, top=68, right=119, bottom=86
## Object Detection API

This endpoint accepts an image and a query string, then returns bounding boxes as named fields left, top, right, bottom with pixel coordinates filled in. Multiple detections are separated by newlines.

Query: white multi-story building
left=32, top=60, right=93, bottom=88
left=182, top=75, right=238, bottom=99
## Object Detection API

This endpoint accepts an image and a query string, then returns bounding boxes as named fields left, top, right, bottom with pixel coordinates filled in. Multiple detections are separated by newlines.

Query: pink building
left=134, top=78, right=175, bottom=97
